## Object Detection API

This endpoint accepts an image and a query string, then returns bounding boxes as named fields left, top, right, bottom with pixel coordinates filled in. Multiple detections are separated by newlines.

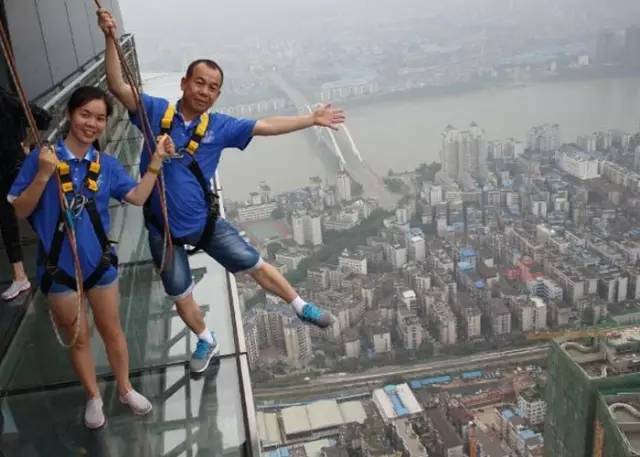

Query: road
left=254, top=345, right=550, bottom=401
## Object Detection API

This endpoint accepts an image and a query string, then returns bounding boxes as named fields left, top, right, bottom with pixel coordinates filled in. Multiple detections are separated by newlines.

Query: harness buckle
left=69, top=194, right=88, bottom=218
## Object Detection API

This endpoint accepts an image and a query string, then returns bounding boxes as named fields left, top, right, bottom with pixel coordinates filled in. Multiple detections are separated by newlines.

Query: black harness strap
left=144, top=161, right=220, bottom=256
left=40, top=161, right=117, bottom=294
left=144, top=107, right=220, bottom=255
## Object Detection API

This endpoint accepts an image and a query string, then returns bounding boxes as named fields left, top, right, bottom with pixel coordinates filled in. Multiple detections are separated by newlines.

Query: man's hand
left=97, top=8, right=117, bottom=37
left=312, top=104, right=346, bottom=131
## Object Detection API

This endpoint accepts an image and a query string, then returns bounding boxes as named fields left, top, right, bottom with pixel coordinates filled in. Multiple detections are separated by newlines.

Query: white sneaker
left=85, top=397, right=106, bottom=429
left=1, top=279, right=30, bottom=301
left=119, top=389, right=152, bottom=416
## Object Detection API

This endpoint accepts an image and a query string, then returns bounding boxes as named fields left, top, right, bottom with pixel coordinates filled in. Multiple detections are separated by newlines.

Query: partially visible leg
left=249, top=262, right=333, bottom=328
left=0, top=172, right=30, bottom=300
left=88, top=280, right=152, bottom=415
left=49, top=292, right=99, bottom=399
left=249, top=262, right=297, bottom=303
left=207, top=218, right=333, bottom=328
left=149, top=232, right=208, bottom=334
left=87, top=282, right=131, bottom=397
left=10, top=262, right=27, bottom=282
left=148, top=232, right=216, bottom=372
left=175, top=292, right=207, bottom=335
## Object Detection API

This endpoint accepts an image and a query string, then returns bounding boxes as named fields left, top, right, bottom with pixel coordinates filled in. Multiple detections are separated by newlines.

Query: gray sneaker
left=84, top=397, right=106, bottom=429
left=1, top=279, right=30, bottom=301
left=189, top=333, right=220, bottom=373
left=119, top=389, right=153, bottom=416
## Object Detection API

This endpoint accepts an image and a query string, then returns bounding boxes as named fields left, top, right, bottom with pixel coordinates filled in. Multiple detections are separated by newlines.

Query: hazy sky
left=118, top=0, right=640, bottom=71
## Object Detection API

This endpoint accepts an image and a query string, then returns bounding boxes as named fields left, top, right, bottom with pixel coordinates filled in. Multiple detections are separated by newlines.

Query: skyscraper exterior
left=625, top=25, right=640, bottom=67
left=527, top=124, right=561, bottom=153
left=545, top=328, right=640, bottom=457
left=336, top=171, right=352, bottom=202
left=291, top=211, right=323, bottom=246
left=440, top=123, right=488, bottom=181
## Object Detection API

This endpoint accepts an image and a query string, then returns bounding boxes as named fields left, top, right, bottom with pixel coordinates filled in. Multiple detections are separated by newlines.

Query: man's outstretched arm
left=253, top=103, right=345, bottom=136
left=97, top=9, right=138, bottom=112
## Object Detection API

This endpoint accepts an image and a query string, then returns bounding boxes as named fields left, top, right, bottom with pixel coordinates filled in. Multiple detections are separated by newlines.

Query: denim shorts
left=148, top=217, right=262, bottom=299
left=39, top=265, right=119, bottom=296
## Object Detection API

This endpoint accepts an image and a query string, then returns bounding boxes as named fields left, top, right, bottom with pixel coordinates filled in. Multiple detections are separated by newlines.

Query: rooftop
left=425, top=408, right=463, bottom=449
left=394, top=419, right=427, bottom=457
left=603, top=393, right=640, bottom=456
left=562, top=326, right=640, bottom=378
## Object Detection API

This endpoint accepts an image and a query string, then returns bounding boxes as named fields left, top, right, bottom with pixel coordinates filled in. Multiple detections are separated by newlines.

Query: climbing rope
left=0, top=19, right=84, bottom=348
left=93, top=0, right=174, bottom=271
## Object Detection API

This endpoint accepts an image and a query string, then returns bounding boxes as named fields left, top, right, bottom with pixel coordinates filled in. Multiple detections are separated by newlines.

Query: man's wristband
left=148, top=164, right=162, bottom=175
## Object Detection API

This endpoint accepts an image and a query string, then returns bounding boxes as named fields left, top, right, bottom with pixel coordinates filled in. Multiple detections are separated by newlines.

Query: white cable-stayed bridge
left=269, top=72, right=399, bottom=210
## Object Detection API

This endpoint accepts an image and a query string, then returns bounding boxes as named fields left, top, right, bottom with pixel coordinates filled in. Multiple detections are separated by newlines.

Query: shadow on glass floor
left=0, top=359, right=248, bottom=457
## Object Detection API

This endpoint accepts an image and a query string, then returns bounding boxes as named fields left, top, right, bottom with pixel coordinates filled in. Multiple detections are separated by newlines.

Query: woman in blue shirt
left=9, top=86, right=171, bottom=429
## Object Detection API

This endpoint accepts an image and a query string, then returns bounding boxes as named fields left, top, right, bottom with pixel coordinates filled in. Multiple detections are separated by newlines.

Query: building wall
left=373, top=332, right=391, bottom=353
left=544, top=342, right=640, bottom=457
left=595, top=394, right=636, bottom=457
left=5, top=0, right=125, bottom=98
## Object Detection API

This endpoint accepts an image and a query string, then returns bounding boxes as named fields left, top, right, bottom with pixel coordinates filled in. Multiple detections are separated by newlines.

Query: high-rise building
left=339, top=250, right=368, bottom=275
left=545, top=327, right=640, bottom=457
left=397, top=309, right=424, bottom=350
left=291, top=211, right=323, bottom=246
left=625, top=25, right=640, bottom=67
left=336, top=171, right=352, bottom=202
left=634, top=146, right=640, bottom=172
left=517, top=387, right=546, bottom=426
left=528, top=277, right=563, bottom=302
left=429, top=184, right=443, bottom=205
left=596, top=29, right=620, bottom=64
left=284, top=321, right=312, bottom=366
left=386, top=244, right=408, bottom=270
left=408, top=233, right=426, bottom=262
left=527, top=124, right=561, bottom=153
left=244, top=316, right=260, bottom=368
left=463, top=307, right=482, bottom=340
left=259, top=182, right=272, bottom=203
left=440, top=123, right=488, bottom=181
left=292, top=213, right=306, bottom=245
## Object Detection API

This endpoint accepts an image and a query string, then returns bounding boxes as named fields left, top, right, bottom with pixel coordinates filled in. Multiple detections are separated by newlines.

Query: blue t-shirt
left=130, top=94, right=256, bottom=238
left=8, top=140, right=136, bottom=281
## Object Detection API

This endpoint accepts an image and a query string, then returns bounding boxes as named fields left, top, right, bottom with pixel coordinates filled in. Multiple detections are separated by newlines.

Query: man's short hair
left=185, top=59, right=224, bottom=86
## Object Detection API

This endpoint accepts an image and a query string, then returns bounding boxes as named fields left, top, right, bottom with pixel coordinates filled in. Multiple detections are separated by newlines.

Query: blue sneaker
left=297, top=303, right=334, bottom=329
left=190, top=333, right=220, bottom=373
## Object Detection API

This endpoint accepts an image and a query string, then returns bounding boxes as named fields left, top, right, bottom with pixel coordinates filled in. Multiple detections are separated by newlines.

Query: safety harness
left=144, top=103, right=220, bottom=255
left=40, top=151, right=117, bottom=294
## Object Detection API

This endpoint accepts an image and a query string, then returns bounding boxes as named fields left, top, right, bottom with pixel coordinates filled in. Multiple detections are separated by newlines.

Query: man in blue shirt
left=99, top=11, right=345, bottom=373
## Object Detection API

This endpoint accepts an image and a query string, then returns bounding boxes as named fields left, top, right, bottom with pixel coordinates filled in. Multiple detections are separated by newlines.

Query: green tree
left=267, top=241, right=284, bottom=258
left=245, top=291, right=266, bottom=309
left=271, top=207, right=285, bottom=220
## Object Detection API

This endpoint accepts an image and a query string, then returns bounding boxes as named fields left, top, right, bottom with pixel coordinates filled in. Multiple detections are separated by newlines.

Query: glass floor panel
left=0, top=255, right=239, bottom=392
left=0, top=199, right=239, bottom=392
left=0, top=359, right=249, bottom=457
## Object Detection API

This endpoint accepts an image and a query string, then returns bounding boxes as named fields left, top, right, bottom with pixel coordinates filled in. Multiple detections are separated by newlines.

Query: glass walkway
left=0, top=35, right=259, bottom=457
